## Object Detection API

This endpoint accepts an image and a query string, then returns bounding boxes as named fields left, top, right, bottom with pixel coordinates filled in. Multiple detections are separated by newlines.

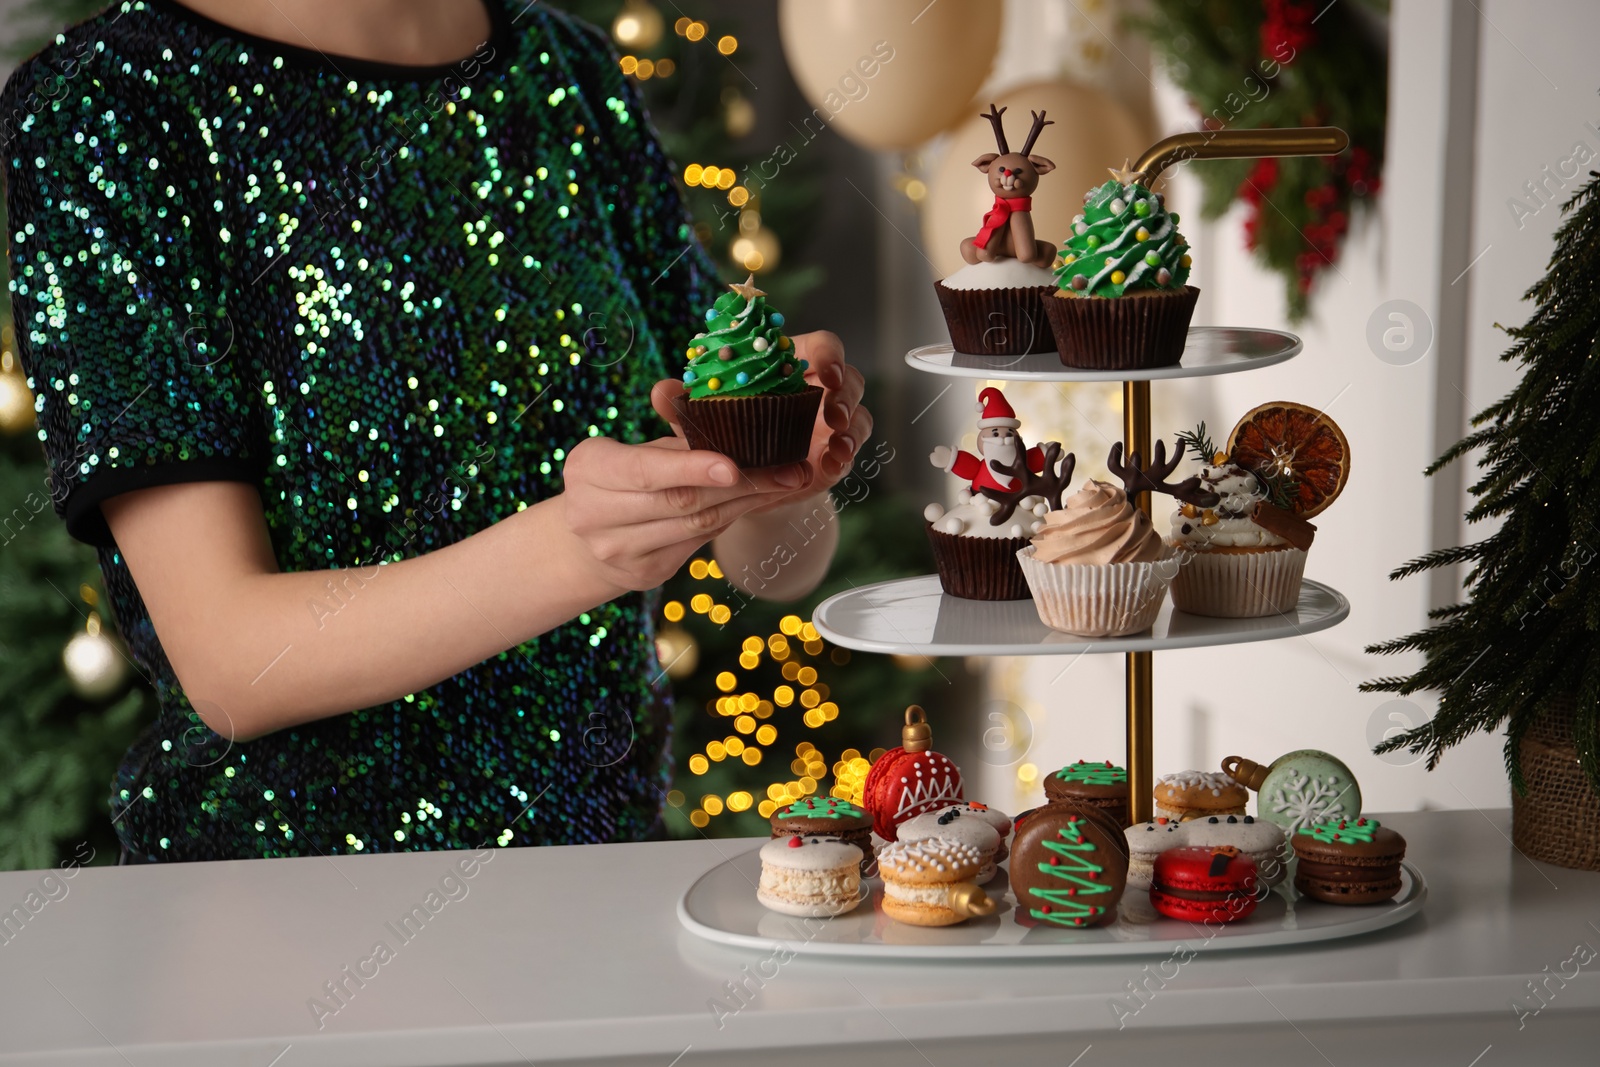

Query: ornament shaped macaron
left=1150, top=846, right=1261, bottom=923
left=1010, top=803, right=1130, bottom=928
left=1044, top=760, right=1130, bottom=827
left=1223, top=751, right=1362, bottom=836
left=862, top=706, right=964, bottom=841
left=877, top=837, right=999, bottom=927
left=755, top=835, right=865, bottom=917
left=1291, top=817, right=1407, bottom=905
left=1153, top=770, right=1248, bottom=821
left=897, top=805, right=1003, bottom=884
left=770, top=795, right=874, bottom=875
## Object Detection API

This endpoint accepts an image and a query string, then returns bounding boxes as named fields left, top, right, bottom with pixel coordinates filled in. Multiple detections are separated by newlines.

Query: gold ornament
left=62, top=612, right=130, bottom=701
left=0, top=334, right=36, bottom=435
left=611, top=0, right=663, bottom=50
left=654, top=625, right=699, bottom=679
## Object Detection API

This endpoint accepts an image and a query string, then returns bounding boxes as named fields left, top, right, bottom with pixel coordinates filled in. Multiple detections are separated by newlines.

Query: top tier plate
left=906, top=326, right=1301, bottom=382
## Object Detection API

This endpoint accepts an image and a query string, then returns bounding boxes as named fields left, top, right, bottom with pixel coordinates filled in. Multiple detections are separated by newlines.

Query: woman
left=2, top=0, right=870, bottom=861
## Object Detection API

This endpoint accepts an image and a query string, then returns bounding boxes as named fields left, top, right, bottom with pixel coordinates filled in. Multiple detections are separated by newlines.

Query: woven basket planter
left=1511, top=695, right=1600, bottom=871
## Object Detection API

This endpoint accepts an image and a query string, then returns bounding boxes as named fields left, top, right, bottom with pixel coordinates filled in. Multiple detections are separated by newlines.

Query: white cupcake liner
left=1168, top=546, right=1306, bottom=618
left=1015, top=545, right=1176, bottom=638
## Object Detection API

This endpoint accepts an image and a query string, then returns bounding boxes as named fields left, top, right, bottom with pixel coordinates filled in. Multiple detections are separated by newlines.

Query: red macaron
left=1150, top=846, right=1260, bottom=923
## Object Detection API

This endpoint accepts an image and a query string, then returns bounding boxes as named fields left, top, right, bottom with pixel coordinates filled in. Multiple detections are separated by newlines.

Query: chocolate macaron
left=1044, top=760, right=1130, bottom=827
left=1010, top=802, right=1129, bottom=928
left=1291, top=816, right=1407, bottom=905
left=771, top=795, right=873, bottom=874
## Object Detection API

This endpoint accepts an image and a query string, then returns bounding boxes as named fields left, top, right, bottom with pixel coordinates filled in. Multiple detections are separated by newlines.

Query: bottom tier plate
left=678, top=845, right=1426, bottom=960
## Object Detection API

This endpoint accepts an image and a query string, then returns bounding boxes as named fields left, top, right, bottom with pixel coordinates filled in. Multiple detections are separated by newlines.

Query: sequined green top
left=3, top=0, right=717, bottom=861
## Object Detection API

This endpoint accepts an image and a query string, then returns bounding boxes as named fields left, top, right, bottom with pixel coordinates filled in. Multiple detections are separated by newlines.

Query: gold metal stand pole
left=1132, top=127, right=1350, bottom=186
left=1123, top=380, right=1153, bottom=825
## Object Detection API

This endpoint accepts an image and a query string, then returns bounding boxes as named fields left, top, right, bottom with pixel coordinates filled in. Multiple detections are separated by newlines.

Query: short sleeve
left=4, top=64, right=259, bottom=547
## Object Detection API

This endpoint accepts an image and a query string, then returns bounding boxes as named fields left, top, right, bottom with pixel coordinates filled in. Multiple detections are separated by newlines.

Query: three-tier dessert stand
left=812, top=128, right=1352, bottom=826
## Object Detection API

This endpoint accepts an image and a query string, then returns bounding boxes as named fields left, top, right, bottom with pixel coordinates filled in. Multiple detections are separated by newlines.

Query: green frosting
left=681, top=279, right=808, bottom=400
left=1297, top=817, right=1380, bottom=844
left=1027, top=818, right=1111, bottom=927
left=1053, top=179, right=1191, bottom=298
left=1054, top=760, right=1127, bottom=786
left=777, top=796, right=865, bottom=820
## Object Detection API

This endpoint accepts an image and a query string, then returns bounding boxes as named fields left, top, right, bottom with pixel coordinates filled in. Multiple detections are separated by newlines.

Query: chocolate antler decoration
left=1020, top=110, right=1053, bottom=157
left=981, top=103, right=1009, bottom=155
left=1106, top=439, right=1221, bottom=509
left=976, top=440, right=1077, bottom=526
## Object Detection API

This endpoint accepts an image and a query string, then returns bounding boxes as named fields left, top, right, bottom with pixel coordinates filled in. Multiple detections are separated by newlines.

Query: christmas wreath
left=1132, top=0, right=1388, bottom=320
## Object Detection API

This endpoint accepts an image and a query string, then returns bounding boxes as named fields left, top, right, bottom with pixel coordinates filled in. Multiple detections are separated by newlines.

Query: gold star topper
left=1107, top=159, right=1146, bottom=185
left=727, top=273, right=766, bottom=300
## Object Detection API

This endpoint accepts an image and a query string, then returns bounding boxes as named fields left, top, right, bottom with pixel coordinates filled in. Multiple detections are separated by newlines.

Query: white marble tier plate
left=809, top=574, right=1349, bottom=657
left=906, top=326, right=1302, bottom=382
left=678, top=845, right=1426, bottom=960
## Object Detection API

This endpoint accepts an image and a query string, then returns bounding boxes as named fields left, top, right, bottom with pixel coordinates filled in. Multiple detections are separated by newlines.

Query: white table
left=0, top=810, right=1594, bottom=1066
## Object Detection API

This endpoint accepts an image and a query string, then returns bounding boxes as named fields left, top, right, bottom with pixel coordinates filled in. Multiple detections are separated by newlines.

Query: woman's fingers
left=568, top=436, right=736, bottom=491
left=820, top=404, right=873, bottom=481
left=650, top=379, right=688, bottom=440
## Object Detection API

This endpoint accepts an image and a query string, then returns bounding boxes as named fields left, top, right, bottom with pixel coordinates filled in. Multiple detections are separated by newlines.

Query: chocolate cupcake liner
left=1015, top=545, right=1175, bottom=637
left=926, top=523, right=1032, bottom=600
left=1168, top=546, right=1307, bottom=618
left=672, top=385, right=822, bottom=469
left=1042, top=285, right=1200, bottom=370
left=934, top=281, right=1056, bottom=357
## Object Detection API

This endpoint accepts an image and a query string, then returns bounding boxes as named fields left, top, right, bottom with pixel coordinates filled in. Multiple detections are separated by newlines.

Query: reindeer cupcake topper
left=961, top=104, right=1057, bottom=268
left=1106, top=439, right=1222, bottom=509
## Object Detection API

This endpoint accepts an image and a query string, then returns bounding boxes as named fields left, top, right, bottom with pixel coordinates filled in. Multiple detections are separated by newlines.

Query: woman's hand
left=650, top=330, right=872, bottom=512
left=561, top=436, right=806, bottom=592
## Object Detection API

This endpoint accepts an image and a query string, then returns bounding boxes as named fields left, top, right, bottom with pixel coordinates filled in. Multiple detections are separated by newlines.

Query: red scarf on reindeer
left=972, top=195, right=1032, bottom=250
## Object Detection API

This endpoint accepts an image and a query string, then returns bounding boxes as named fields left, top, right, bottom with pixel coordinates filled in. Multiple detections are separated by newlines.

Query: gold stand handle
left=1133, top=126, right=1350, bottom=186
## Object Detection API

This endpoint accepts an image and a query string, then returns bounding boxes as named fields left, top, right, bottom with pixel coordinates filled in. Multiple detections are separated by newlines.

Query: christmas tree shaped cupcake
left=672, top=274, right=822, bottom=468
left=1044, top=161, right=1199, bottom=369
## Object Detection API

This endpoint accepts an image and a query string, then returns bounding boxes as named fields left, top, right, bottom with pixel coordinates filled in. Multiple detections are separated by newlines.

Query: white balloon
left=778, top=0, right=1001, bottom=151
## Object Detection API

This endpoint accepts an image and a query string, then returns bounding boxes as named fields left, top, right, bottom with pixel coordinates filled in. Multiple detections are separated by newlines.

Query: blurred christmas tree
left=549, top=1, right=946, bottom=837
left=1, top=1, right=153, bottom=871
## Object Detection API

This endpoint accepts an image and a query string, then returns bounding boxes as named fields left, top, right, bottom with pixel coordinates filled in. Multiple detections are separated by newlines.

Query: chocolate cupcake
left=924, top=387, right=1075, bottom=600
left=673, top=274, right=821, bottom=468
left=1045, top=168, right=1198, bottom=369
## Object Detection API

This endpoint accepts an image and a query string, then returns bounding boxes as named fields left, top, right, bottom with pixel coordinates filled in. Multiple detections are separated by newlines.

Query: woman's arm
left=104, top=441, right=805, bottom=741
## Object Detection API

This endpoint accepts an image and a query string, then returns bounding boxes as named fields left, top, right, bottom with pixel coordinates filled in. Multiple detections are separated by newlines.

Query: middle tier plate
left=812, top=575, right=1349, bottom=657
left=906, top=325, right=1302, bottom=382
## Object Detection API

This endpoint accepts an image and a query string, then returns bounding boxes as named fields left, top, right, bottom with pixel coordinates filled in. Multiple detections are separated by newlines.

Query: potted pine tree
left=1364, top=172, right=1600, bottom=871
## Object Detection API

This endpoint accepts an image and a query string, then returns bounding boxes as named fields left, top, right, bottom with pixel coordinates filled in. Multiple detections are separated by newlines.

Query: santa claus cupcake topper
left=926, top=387, right=1075, bottom=539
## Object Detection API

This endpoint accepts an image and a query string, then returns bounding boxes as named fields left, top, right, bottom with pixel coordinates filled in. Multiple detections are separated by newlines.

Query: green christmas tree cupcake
left=1043, top=163, right=1200, bottom=369
left=672, top=274, right=822, bottom=468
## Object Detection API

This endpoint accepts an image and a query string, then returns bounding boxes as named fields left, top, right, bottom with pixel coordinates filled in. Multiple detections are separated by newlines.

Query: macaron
left=876, top=838, right=998, bottom=927
left=1010, top=802, right=1129, bottom=928
left=1150, top=846, right=1260, bottom=923
left=756, top=835, right=865, bottom=917
left=1153, top=770, right=1248, bottom=821
left=937, top=800, right=1013, bottom=861
left=770, top=795, right=873, bottom=874
left=897, top=806, right=1002, bottom=884
left=1291, top=816, right=1407, bottom=905
left=1124, top=817, right=1188, bottom=890
left=1044, top=760, right=1129, bottom=827
left=1181, top=814, right=1288, bottom=890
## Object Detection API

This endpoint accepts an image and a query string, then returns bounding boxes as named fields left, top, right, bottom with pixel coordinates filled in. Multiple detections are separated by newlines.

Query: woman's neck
left=169, top=0, right=493, bottom=67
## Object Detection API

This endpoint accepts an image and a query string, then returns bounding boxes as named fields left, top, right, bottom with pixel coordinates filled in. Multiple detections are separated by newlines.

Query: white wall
left=892, top=0, right=1592, bottom=818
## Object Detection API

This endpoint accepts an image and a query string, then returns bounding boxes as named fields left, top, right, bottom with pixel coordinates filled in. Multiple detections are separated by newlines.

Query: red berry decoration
left=862, top=705, right=964, bottom=841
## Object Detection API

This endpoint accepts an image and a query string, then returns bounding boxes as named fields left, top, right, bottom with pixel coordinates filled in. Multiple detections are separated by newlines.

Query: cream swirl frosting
left=1031, top=480, right=1164, bottom=564
left=1168, top=463, right=1288, bottom=549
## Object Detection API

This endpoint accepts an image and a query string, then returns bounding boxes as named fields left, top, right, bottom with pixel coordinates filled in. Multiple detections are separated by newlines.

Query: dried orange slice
left=1226, top=401, right=1350, bottom=517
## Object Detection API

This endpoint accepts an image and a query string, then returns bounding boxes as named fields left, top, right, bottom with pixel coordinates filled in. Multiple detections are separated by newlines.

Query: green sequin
left=4, top=0, right=716, bottom=861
